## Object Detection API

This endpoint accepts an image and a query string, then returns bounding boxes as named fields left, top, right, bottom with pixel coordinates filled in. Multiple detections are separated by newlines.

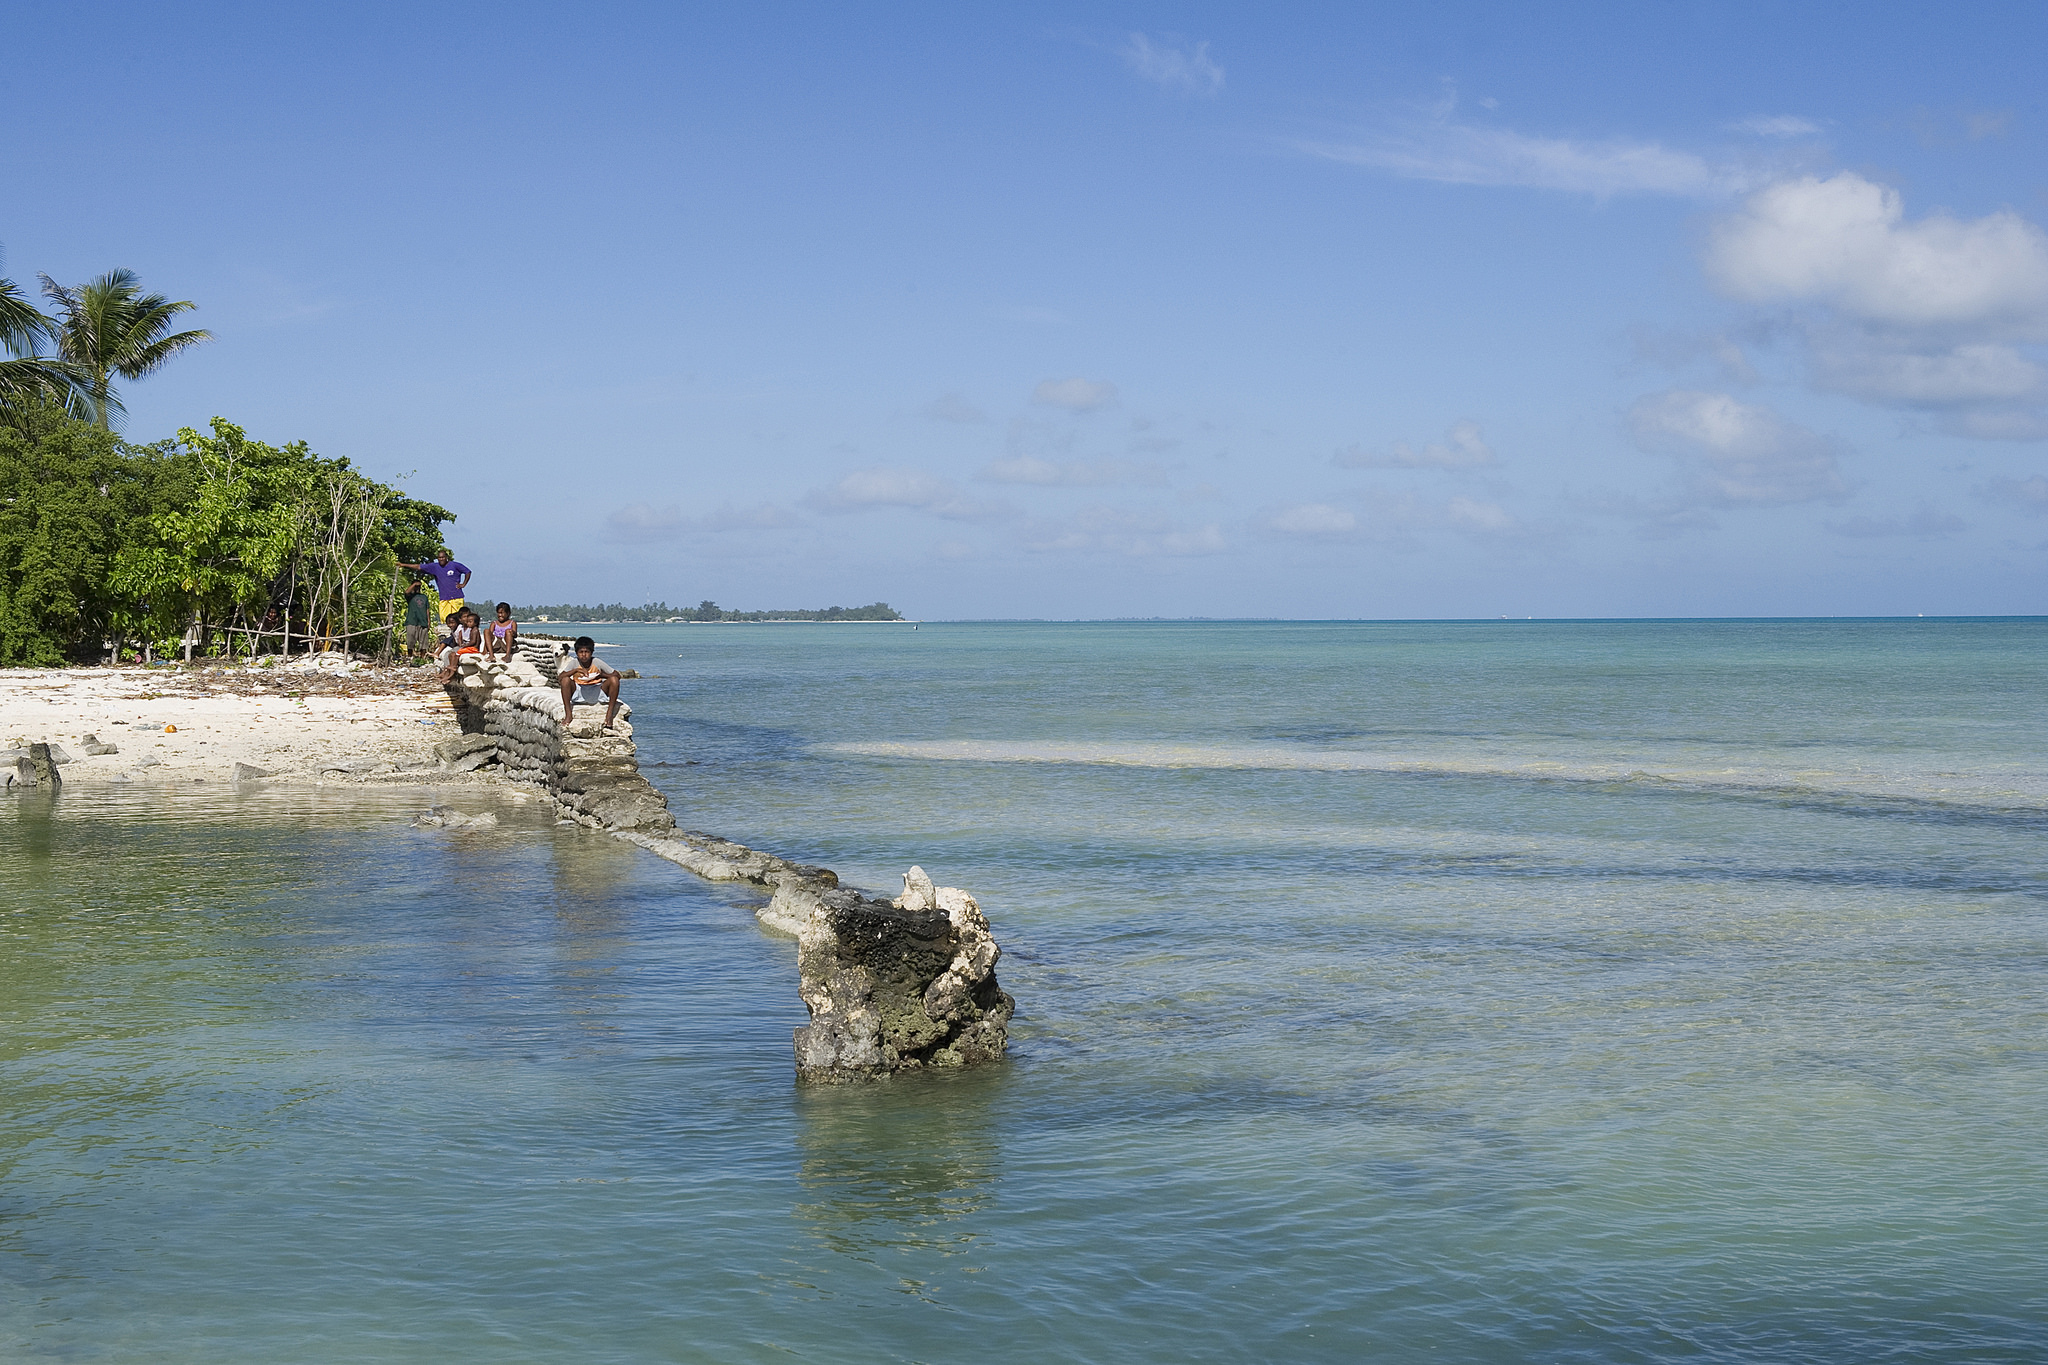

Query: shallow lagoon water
left=4, top=620, right=2046, bottom=1361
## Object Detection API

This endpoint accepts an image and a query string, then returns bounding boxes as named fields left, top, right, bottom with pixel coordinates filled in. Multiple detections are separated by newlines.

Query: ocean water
left=4, top=619, right=2046, bottom=1363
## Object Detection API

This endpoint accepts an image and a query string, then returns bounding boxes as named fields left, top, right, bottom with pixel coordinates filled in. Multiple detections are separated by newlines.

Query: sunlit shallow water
left=5, top=620, right=2046, bottom=1362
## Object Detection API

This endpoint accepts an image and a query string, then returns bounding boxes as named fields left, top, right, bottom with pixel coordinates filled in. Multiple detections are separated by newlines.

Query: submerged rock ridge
left=792, top=866, right=1014, bottom=1083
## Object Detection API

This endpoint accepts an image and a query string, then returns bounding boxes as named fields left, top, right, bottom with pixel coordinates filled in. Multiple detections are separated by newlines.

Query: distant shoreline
left=528, top=618, right=921, bottom=627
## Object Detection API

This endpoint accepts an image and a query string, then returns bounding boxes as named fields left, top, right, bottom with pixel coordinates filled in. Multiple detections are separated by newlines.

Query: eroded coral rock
left=793, top=867, right=1013, bottom=1082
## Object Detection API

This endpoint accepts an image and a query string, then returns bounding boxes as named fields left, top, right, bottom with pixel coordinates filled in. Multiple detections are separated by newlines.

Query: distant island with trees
left=511, top=601, right=905, bottom=624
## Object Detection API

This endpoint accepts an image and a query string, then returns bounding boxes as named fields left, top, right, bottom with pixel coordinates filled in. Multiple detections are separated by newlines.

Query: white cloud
left=1703, top=174, right=2048, bottom=438
left=1298, top=120, right=1766, bottom=199
left=1264, top=503, right=1358, bottom=538
left=923, top=392, right=986, bottom=423
left=807, top=466, right=1008, bottom=521
left=1730, top=115, right=1821, bottom=138
left=1334, top=419, right=1496, bottom=469
left=1825, top=505, right=1965, bottom=538
left=977, top=455, right=1165, bottom=487
left=1976, top=474, right=2048, bottom=514
left=1121, top=34, right=1223, bottom=96
left=1032, top=377, right=1119, bottom=411
left=1705, top=173, right=2048, bottom=334
left=1628, top=390, right=1851, bottom=507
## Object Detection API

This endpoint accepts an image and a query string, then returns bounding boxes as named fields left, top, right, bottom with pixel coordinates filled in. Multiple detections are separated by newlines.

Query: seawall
left=440, top=644, right=1014, bottom=1080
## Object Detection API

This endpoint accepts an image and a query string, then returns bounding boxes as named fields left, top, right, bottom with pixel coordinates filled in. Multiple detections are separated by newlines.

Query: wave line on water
left=816, top=739, right=2048, bottom=815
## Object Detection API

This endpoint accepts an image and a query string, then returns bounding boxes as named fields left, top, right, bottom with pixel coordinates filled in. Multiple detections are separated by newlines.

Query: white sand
left=1, top=665, right=462, bottom=785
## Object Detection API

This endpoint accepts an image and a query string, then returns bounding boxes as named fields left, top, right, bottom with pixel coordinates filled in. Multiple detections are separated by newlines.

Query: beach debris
left=164, top=724, right=176, bottom=733
left=790, top=865, right=1013, bottom=1083
left=80, top=734, right=119, bottom=756
left=230, top=762, right=275, bottom=783
left=278, top=651, right=365, bottom=673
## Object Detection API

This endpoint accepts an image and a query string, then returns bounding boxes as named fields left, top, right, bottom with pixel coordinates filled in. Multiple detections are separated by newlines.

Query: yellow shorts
left=436, top=597, right=465, bottom=621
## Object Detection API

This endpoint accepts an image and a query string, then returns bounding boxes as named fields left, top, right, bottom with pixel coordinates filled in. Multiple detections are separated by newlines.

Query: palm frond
left=0, top=277, right=54, bottom=358
left=117, top=327, right=214, bottom=379
left=0, top=356, right=107, bottom=424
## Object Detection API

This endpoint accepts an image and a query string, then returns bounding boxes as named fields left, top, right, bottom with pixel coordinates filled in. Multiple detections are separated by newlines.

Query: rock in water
left=433, top=733, right=499, bottom=772
left=28, top=743, right=61, bottom=791
left=792, top=869, right=1013, bottom=1082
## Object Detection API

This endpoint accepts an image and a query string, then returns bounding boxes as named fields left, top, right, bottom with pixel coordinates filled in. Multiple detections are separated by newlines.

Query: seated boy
left=558, top=635, right=622, bottom=731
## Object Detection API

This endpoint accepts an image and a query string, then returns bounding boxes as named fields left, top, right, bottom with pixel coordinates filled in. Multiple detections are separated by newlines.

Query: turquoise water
left=5, top=619, right=2046, bottom=1362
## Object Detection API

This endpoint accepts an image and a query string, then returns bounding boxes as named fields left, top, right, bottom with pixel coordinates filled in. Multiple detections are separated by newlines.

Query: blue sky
left=6, top=2, right=2046, bottom=617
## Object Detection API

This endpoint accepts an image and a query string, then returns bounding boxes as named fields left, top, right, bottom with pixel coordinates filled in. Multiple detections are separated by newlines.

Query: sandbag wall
left=451, top=671, right=678, bottom=835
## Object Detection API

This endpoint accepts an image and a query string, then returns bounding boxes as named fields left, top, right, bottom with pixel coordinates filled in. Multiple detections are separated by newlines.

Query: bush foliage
left=0, top=407, right=453, bottom=664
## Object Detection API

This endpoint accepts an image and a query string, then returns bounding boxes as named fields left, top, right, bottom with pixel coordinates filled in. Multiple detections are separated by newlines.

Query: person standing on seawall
left=401, top=579, right=434, bottom=661
left=399, top=548, right=471, bottom=621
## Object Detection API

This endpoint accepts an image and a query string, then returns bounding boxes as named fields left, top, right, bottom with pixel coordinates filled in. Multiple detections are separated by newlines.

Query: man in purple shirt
left=398, top=548, right=471, bottom=622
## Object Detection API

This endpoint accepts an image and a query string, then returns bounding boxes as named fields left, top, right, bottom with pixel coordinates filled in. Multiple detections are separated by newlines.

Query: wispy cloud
left=1032, top=376, right=1119, bottom=411
left=977, top=455, right=1166, bottom=487
left=1975, top=474, right=2048, bottom=514
left=1334, top=419, right=1496, bottom=469
left=806, top=466, right=1009, bottom=521
left=1298, top=118, right=1770, bottom=199
left=1825, top=505, right=1965, bottom=538
left=606, top=502, right=686, bottom=542
left=1730, top=115, right=1822, bottom=138
left=605, top=501, right=800, bottom=542
left=1021, top=504, right=1229, bottom=557
left=923, top=391, right=986, bottom=423
left=1262, top=503, right=1358, bottom=538
left=1628, top=389, right=1851, bottom=509
left=1121, top=33, right=1223, bottom=97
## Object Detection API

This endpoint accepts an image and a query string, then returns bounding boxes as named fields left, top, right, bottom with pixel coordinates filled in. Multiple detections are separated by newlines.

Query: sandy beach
left=1, top=662, right=469, bottom=785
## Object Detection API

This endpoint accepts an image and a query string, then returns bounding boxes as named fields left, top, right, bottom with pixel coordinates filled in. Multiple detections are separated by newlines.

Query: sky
left=4, top=0, right=2046, bottom=618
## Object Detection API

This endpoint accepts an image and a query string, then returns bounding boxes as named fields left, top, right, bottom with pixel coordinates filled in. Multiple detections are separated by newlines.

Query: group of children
left=411, top=598, right=521, bottom=678
left=403, top=582, right=622, bottom=731
left=400, top=548, right=622, bottom=731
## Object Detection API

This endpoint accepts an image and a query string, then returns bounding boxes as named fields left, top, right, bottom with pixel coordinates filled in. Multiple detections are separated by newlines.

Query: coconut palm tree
left=38, top=268, right=211, bottom=428
left=0, top=271, right=99, bottom=424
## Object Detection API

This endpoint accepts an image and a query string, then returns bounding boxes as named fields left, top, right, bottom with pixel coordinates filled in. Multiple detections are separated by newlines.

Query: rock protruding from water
left=793, top=866, right=1013, bottom=1083
left=26, top=743, right=61, bottom=791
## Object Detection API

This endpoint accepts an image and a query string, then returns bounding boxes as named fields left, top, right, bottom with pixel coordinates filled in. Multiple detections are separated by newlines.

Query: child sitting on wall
left=558, top=635, right=622, bottom=732
left=482, top=603, right=520, bottom=661
left=438, top=608, right=481, bottom=681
